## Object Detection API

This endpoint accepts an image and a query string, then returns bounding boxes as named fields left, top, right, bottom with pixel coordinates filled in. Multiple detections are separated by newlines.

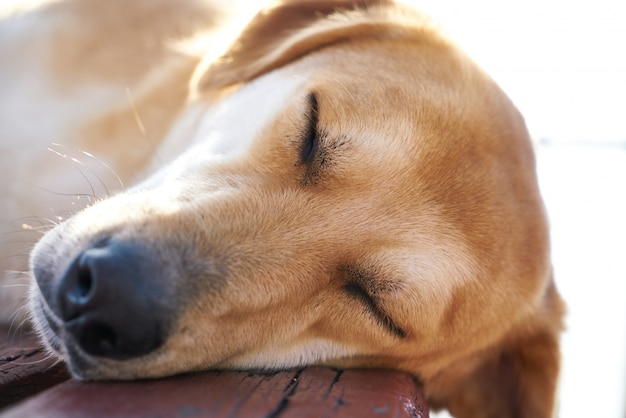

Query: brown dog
left=18, top=1, right=565, bottom=417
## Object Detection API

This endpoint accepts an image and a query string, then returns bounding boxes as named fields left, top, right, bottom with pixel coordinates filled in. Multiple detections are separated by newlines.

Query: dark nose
left=56, top=240, right=171, bottom=360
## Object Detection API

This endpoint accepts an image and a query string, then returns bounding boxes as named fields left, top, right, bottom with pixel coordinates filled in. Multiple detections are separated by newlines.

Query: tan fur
left=5, top=1, right=565, bottom=417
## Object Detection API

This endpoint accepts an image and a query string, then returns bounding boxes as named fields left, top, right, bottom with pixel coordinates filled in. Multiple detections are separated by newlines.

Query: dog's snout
left=56, top=241, right=170, bottom=360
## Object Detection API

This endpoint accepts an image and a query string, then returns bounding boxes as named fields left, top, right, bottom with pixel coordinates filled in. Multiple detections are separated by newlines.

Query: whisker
left=20, top=226, right=52, bottom=234
left=47, top=144, right=109, bottom=200
left=27, top=183, right=98, bottom=201
left=15, top=352, right=60, bottom=367
left=5, top=269, right=32, bottom=277
left=7, top=216, right=57, bottom=231
left=126, top=87, right=146, bottom=135
left=2, top=227, right=47, bottom=236
left=0, top=251, right=34, bottom=263
left=20, top=313, right=32, bottom=325
left=43, top=357, right=65, bottom=372
left=7, top=215, right=47, bottom=225
left=46, top=146, right=83, bottom=166
left=78, top=149, right=124, bottom=190
left=19, top=216, right=61, bottom=229
left=71, top=164, right=97, bottom=203
left=4, top=278, right=31, bottom=285
left=0, top=238, right=39, bottom=245
left=8, top=305, right=32, bottom=338
left=4, top=276, right=32, bottom=285
left=50, top=142, right=124, bottom=190
left=126, top=87, right=163, bottom=168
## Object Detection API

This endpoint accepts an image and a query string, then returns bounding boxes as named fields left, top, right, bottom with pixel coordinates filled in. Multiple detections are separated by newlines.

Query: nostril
left=75, top=263, right=94, bottom=300
left=60, top=257, right=96, bottom=322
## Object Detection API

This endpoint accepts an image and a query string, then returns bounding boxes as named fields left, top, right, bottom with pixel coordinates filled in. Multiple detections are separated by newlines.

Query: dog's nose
left=56, top=240, right=169, bottom=360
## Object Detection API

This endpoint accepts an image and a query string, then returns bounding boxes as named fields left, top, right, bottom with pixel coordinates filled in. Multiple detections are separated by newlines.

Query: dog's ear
left=443, top=279, right=565, bottom=418
left=195, top=0, right=412, bottom=91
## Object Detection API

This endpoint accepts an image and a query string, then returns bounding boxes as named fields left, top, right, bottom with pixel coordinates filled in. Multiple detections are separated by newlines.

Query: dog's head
left=29, top=0, right=564, bottom=415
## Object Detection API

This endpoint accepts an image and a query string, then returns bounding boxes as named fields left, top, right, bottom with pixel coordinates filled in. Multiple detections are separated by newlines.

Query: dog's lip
left=42, top=310, right=62, bottom=338
left=32, top=295, right=65, bottom=355
left=34, top=296, right=105, bottom=377
left=33, top=291, right=170, bottom=380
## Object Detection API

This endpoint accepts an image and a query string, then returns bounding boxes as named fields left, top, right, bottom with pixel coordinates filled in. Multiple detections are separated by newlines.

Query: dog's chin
left=61, top=348, right=206, bottom=382
left=57, top=349, right=144, bottom=381
left=34, top=328, right=153, bottom=381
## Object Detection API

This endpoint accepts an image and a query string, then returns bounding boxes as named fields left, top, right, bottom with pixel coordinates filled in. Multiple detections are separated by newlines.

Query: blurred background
left=1, top=0, right=624, bottom=416
left=416, top=0, right=626, bottom=417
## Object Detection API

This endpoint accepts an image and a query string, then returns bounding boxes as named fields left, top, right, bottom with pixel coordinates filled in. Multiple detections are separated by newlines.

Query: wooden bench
left=0, top=327, right=429, bottom=417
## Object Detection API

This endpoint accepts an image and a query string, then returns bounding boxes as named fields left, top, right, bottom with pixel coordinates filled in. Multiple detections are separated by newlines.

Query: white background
left=417, top=1, right=626, bottom=417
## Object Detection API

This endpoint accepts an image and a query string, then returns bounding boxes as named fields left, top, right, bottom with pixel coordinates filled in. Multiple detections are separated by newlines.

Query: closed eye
left=299, top=93, right=320, bottom=166
left=343, top=280, right=407, bottom=339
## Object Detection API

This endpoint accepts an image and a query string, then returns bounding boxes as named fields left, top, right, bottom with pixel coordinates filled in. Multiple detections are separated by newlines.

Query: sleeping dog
left=2, top=0, right=565, bottom=416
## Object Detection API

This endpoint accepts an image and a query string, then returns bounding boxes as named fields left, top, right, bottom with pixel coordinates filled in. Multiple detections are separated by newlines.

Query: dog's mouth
left=30, top=300, right=114, bottom=380
left=30, top=282, right=136, bottom=379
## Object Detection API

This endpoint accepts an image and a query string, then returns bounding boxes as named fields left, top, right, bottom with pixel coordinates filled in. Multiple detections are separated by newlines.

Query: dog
left=2, top=0, right=565, bottom=417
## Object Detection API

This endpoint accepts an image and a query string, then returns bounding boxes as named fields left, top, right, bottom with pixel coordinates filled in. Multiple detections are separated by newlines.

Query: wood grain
left=1, top=328, right=428, bottom=417
left=0, top=327, right=70, bottom=409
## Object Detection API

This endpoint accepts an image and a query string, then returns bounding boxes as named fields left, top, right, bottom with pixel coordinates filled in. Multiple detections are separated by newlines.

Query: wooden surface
left=0, top=328, right=70, bottom=409
left=0, top=328, right=429, bottom=417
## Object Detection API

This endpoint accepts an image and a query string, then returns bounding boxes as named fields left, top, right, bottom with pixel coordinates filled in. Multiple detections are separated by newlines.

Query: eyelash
left=343, top=281, right=407, bottom=339
left=341, top=266, right=407, bottom=339
left=299, top=93, right=320, bottom=166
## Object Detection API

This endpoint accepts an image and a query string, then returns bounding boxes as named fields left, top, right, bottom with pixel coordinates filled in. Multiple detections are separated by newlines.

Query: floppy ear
left=445, top=278, right=565, bottom=418
left=194, top=0, right=430, bottom=91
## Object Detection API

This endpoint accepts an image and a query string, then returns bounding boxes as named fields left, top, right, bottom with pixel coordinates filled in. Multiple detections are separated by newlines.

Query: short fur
left=1, top=1, right=565, bottom=417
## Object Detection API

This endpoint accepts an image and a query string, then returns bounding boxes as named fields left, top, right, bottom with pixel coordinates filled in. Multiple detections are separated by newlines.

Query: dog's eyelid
left=341, top=267, right=407, bottom=339
left=299, top=92, right=320, bottom=166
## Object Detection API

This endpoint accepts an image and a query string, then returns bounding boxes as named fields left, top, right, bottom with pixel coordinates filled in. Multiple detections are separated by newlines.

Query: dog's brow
left=341, top=267, right=407, bottom=339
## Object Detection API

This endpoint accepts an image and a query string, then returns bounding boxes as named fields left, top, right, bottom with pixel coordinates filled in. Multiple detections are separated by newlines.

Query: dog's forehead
left=146, top=37, right=471, bottom=194
left=163, top=52, right=409, bottom=170
left=137, top=68, right=311, bottom=191
left=189, top=70, right=309, bottom=157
